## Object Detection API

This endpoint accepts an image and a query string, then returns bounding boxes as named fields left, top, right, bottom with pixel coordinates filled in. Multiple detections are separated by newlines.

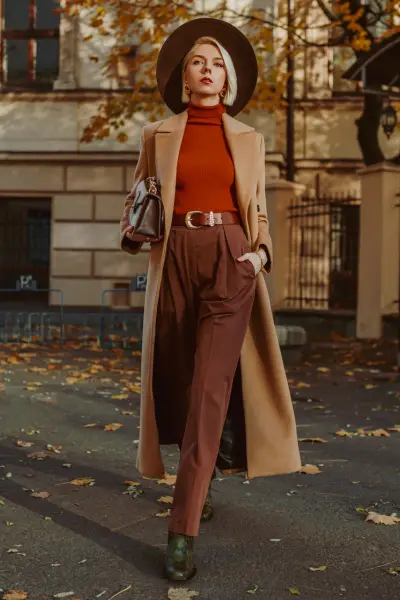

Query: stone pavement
left=0, top=340, right=399, bottom=600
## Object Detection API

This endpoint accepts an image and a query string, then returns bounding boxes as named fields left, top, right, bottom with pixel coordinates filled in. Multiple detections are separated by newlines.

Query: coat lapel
left=154, top=109, right=256, bottom=235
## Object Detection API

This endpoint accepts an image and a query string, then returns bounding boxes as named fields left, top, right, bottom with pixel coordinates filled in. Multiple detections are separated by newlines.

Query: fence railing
left=286, top=192, right=361, bottom=310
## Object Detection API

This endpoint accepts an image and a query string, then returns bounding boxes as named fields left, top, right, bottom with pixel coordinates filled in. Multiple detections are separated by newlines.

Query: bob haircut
left=181, top=36, right=237, bottom=106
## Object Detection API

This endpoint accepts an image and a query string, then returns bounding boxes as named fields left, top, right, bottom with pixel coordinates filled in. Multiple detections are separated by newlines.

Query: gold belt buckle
left=185, top=211, right=203, bottom=229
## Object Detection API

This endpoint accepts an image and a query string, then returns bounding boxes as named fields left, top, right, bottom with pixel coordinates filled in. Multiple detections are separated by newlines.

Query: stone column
left=54, top=3, right=78, bottom=90
left=265, top=180, right=305, bottom=309
left=356, top=163, right=400, bottom=339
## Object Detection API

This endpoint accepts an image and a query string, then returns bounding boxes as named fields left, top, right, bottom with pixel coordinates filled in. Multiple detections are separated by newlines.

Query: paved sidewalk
left=0, top=341, right=399, bottom=600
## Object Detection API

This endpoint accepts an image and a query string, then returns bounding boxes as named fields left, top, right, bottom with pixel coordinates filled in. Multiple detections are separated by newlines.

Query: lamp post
left=381, top=96, right=398, bottom=139
left=286, top=0, right=295, bottom=181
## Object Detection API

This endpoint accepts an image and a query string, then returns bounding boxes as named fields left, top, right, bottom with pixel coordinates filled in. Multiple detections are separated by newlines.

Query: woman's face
left=184, top=43, right=227, bottom=104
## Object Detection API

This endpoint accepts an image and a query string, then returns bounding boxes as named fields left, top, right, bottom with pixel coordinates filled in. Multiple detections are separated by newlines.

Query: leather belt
left=172, top=211, right=240, bottom=229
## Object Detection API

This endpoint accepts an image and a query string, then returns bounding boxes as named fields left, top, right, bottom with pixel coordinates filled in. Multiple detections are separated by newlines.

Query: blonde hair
left=181, top=36, right=237, bottom=106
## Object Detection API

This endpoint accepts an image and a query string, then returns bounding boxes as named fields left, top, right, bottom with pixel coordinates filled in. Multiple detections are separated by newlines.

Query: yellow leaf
left=124, top=480, right=141, bottom=487
left=295, top=382, right=311, bottom=389
left=335, top=429, right=353, bottom=437
left=365, top=511, right=400, bottom=525
left=317, top=367, right=330, bottom=373
left=70, top=478, right=95, bottom=486
left=167, top=588, right=199, bottom=600
left=309, top=565, right=328, bottom=571
left=369, top=429, right=390, bottom=437
left=364, top=384, right=377, bottom=390
left=288, top=588, right=301, bottom=596
left=388, top=426, right=400, bottom=432
left=111, top=394, right=129, bottom=400
left=299, top=464, right=322, bottom=475
left=120, top=410, right=136, bottom=416
left=84, top=423, right=98, bottom=428
left=298, top=438, right=328, bottom=444
left=157, top=474, right=177, bottom=486
left=157, top=495, right=174, bottom=504
left=2, top=591, right=28, bottom=600
left=104, top=423, right=123, bottom=431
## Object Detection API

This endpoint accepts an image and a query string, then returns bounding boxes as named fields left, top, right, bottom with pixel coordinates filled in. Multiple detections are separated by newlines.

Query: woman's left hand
left=236, top=251, right=265, bottom=275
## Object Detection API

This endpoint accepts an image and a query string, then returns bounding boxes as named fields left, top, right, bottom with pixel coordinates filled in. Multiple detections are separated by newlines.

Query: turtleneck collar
left=187, top=101, right=226, bottom=125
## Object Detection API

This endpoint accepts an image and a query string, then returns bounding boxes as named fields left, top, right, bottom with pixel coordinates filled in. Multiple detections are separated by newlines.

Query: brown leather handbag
left=128, top=176, right=164, bottom=243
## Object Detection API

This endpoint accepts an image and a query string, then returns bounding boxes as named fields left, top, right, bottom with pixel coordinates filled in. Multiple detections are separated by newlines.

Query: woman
left=120, top=18, right=301, bottom=581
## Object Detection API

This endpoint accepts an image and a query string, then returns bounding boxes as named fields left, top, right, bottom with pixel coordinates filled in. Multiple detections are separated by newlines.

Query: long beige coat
left=120, top=109, right=301, bottom=479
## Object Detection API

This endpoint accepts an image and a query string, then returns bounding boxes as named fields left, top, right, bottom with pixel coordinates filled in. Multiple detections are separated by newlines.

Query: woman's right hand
left=124, top=225, right=135, bottom=241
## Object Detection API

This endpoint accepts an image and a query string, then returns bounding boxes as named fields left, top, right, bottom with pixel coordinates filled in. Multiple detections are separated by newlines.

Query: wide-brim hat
left=156, top=17, right=258, bottom=117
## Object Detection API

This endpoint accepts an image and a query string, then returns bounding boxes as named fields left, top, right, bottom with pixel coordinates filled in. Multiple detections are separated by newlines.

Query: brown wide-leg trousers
left=153, top=222, right=256, bottom=537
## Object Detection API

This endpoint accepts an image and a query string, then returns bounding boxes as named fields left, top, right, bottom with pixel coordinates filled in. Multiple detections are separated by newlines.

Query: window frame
left=0, top=0, right=60, bottom=90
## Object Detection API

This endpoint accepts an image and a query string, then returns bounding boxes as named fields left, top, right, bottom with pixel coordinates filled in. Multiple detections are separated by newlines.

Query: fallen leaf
left=288, top=588, right=300, bottom=596
left=120, top=410, right=136, bottom=416
left=53, top=593, right=75, bottom=599
left=369, top=429, right=390, bottom=437
left=294, top=382, right=311, bottom=389
left=16, top=441, right=34, bottom=448
left=104, top=423, right=123, bottom=431
left=111, top=394, right=129, bottom=400
left=27, top=452, right=51, bottom=460
left=299, top=464, right=321, bottom=475
left=365, top=511, right=400, bottom=525
left=317, top=367, right=330, bottom=373
left=269, top=538, right=281, bottom=542
left=167, top=588, right=199, bottom=600
left=298, top=438, right=328, bottom=444
left=6, top=521, right=13, bottom=526
left=70, top=478, right=95, bottom=486
left=335, top=429, right=354, bottom=437
left=83, top=423, right=98, bottom=428
left=364, top=384, right=377, bottom=390
left=157, top=495, right=174, bottom=504
left=388, top=566, right=400, bottom=575
left=157, top=474, right=177, bottom=486
left=156, top=509, right=171, bottom=518
left=124, top=480, right=141, bottom=487
left=31, top=491, right=51, bottom=499
left=388, top=426, right=400, bottom=432
left=2, top=591, right=28, bottom=600
left=47, top=444, right=63, bottom=453
left=308, top=565, right=328, bottom=571
left=246, top=585, right=259, bottom=594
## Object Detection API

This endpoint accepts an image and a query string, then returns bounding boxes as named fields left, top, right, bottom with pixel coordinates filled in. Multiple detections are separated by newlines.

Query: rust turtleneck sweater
left=173, top=101, right=238, bottom=215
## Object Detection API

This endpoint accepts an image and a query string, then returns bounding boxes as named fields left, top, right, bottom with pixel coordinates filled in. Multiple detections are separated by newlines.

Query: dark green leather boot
left=164, top=532, right=196, bottom=581
left=200, top=485, right=214, bottom=522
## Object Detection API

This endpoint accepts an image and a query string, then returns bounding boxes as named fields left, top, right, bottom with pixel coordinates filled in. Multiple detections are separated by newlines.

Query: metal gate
left=287, top=192, right=361, bottom=310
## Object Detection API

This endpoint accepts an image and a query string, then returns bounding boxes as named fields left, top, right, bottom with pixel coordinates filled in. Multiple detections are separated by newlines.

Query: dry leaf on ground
left=288, top=588, right=301, bottom=596
left=104, top=423, right=123, bottom=431
left=308, top=565, right=328, bottom=571
left=124, top=480, right=141, bottom=487
left=298, top=438, right=328, bottom=444
left=167, top=588, right=199, bottom=600
left=31, top=491, right=51, bottom=499
left=388, top=426, right=400, bottom=432
left=53, top=593, right=75, bottom=599
left=369, top=429, right=390, bottom=437
left=111, top=394, right=129, bottom=400
left=156, top=509, right=171, bottom=518
left=120, top=411, right=136, bottom=416
left=83, top=423, right=98, bottom=428
left=2, top=591, right=28, bottom=600
left=27, top=451, right=51, bottom=460
left=388, top=567, right=400, bottom=575
left=70, top=478, right=95, bottom=486
left=365, top=511, right=400, bottom=525
left=157, top=495, right=174, bottom=504
left=16, top=441, right=34, bottom=448
left=157, top=474, right=177, bottom=486
left=335, top=429, right=354, bottom=437
left=299, top=464, right=322, bottom=475
left=47, top=444, right=63, bottom=453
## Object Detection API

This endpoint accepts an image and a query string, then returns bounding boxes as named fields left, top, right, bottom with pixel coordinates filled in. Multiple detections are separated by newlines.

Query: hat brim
left=156, top=18, right=258, bottom=117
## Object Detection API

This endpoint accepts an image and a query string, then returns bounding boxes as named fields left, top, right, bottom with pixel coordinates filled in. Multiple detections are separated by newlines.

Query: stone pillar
left=54, top=3, right=78, bottom=90
left=356, top=163, right=400, bottom=339
left=265, top=181, right=305, bottom=309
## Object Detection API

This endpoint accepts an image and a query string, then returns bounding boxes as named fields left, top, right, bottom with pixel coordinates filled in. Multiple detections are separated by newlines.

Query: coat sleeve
left=120, top=127, right=149, bottom=255
left=253, top=132, right=273, bottom=274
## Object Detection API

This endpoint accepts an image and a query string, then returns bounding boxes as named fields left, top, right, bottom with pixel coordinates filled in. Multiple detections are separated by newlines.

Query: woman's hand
left=124, top=226, right=135, bottom=241
left=237, top=249, right=267, bottom=275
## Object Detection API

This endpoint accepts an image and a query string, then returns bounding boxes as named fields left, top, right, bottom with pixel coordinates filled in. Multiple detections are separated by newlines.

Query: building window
left=116, top=46, right=137, bottom=88
left=0, top=0, right=60, bottom=89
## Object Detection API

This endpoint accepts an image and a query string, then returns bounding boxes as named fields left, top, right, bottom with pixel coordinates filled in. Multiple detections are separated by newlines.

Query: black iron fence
left=286, top=192, right=361, bottom=310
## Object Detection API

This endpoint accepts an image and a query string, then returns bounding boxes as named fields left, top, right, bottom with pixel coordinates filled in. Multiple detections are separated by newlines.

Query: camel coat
left=120, top=109, right=301, bottom=479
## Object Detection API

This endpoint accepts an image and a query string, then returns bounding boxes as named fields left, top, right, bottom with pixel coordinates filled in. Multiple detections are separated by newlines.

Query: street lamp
left=381, top=97, right=398, bottom=139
